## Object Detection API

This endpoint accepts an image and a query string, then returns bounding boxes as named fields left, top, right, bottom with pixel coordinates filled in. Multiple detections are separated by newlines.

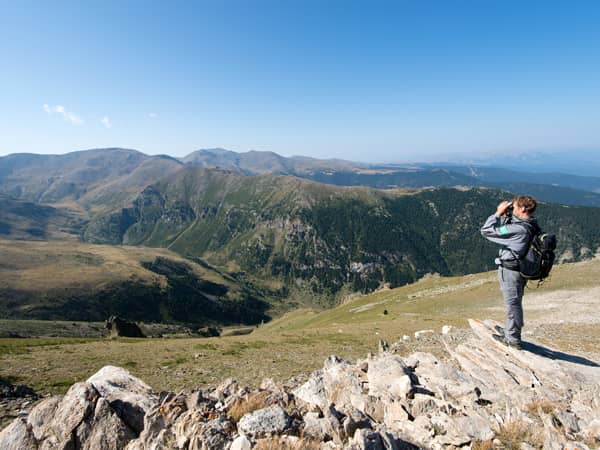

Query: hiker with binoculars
left=480, top=195, right=540, bottom=350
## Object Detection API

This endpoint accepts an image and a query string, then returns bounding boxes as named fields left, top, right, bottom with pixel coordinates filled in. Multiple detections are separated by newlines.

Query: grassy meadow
left=0, top=239, right=274, bottom=324
left=0, top=239, right=231, bottom=294
left=1, top=257, right=598, bottom=395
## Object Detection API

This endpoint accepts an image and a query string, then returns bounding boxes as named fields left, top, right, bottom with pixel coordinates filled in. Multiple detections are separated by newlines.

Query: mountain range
left=2, top=147, right=600, bottom=206
left=1, top=147, right=600, bottom=324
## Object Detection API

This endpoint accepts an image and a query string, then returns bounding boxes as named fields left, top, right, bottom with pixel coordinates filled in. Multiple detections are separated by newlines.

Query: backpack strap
left=522, top=220, right=540, bottom=238
left=507, top=221, right=539, bottom=261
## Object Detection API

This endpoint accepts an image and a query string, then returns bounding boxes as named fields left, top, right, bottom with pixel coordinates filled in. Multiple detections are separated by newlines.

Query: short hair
left=513, top=195, right=537, bottom=214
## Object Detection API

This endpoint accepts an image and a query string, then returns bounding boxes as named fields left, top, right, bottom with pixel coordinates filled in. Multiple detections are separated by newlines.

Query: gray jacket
left=480, top=214, right=539, bottom=266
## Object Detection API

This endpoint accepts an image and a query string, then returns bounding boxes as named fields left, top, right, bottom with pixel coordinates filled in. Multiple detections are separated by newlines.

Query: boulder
left=0, top=418, right=37, bottom=450
left=126, top=390, right=232, bottom=449
left=294, top=355, right=366, bottom=414
left=348, top=428, right=384, bottom=450
left=186, top=418, right=232, bottom=450
left=87, top=365, right=157, bottom=433
left=367, top=355, right=412, bottom=400
left=0, top=379, right=38, bottom=399
left=75, top=397, right=137, bottom=450
left=198, top=326, right=221, bottom=337
left=40, top=382, right=100, bottom=448
left=230, top=434, right=252, bottom=450
left=1, top=366, right=156, bottom=450
left=0, top=379, right=39, bottom=430
left=105, top=316, right=145, bottom=338
left=303, top=411, right=331, bottom=440
left=237, top=405, right=291, bottom=437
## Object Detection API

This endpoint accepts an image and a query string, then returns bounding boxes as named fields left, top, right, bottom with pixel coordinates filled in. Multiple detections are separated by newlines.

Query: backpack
left=519, top=231, right=557, bottom=281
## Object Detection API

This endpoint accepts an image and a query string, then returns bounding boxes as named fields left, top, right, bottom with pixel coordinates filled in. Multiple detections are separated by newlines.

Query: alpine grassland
left=0, top=240, right=270, bottom=324
left=1, top=257, right=598, bottom=395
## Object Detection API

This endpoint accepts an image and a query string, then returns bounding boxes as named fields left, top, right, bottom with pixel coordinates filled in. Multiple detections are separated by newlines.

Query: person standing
left=480, top=195, right=540, bottom=350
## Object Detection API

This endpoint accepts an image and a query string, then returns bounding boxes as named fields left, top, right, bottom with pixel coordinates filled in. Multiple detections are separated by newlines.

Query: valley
left=2, top=148, right=600, bottom=326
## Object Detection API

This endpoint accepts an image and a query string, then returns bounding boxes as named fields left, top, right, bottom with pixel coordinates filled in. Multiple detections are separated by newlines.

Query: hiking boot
left=492, top=334, right=522, bottom=350
left=494, top=325, right=504, bottom=335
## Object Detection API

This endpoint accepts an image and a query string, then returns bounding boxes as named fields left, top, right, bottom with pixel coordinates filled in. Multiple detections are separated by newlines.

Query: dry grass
left=228, top=391, right=271, bottom=422
left=495, top=420, right=544, bottom=450
left=0, top=239, right=235, bottom=292
left=471, top=440, right=494, bottom=450
left=525, top=400, right=559, bottom=416
left=583, top=432, right=600, bottom=449
left=254, top=436, right=321, bottom=450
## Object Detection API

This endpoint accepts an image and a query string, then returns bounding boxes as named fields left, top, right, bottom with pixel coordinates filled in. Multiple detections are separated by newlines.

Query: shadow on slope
left=521, top=341, right=600, bottom=367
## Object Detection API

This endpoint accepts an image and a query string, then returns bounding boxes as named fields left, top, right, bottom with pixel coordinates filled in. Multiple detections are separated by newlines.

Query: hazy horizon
left=3, top=145, right=600, bottom=169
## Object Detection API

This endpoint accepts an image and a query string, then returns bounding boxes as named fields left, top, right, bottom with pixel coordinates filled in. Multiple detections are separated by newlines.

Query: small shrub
left=495, top=420, right=543, bottom=450
left=525, top=400, right=558, bottom=415
left=228, top=391, right=271, bottom=422
left=254, top=436, right=320, bottom=450
left=471, top=440, right=493, bottom=450
left=432, top=422, right=446, bottom=436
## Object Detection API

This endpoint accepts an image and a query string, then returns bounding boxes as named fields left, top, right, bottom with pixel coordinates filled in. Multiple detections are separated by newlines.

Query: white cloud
left=101, top=116, right=112, bottom=129
left=43, top=104, right=84, bottom=125
left=148, top=112, right=158, bottom=118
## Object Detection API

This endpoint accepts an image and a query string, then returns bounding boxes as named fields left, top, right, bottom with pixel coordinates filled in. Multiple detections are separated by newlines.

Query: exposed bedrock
left=1, top=319, right=598, bottom=449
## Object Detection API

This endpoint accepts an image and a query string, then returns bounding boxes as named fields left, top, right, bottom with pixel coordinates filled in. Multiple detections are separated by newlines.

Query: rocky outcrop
left=0, top=380, right=39, bottom=430
left=0, top=380, right=37, bottom=400
left=105, top=316, right=145, bottom=338
left=1, top=320, right=599, bottom=449
left=198, top=326, right=222, bottom=338
left=0, top=366, right=156, bottom=450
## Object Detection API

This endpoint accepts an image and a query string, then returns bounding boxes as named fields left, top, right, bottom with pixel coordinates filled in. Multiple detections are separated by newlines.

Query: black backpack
left=519, top=231, right=557, bottom=281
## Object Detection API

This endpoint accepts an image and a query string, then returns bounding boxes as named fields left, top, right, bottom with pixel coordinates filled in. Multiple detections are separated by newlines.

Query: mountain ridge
left=2, top=148, right=600, bottom=321
left=3, top=147, right=600, bottom=208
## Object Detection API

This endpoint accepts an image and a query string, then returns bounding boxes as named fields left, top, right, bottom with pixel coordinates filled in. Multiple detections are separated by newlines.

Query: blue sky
left=1, top=0, right=599, bottom=162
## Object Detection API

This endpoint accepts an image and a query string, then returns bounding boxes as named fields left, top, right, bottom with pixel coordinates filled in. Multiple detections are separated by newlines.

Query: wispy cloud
left=148, top=112, right=158, bottom=118
left=101, top=116, right=112, bottom=129
left=43, top=104, right=84, bottom=126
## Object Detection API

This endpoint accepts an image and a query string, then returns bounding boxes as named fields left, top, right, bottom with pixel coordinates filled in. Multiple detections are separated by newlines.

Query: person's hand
left=496, top=200, right=512, bottom=217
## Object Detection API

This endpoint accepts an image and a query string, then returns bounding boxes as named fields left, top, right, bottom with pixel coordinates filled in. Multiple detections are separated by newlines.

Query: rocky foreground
left=1, top=320, right=599, bottom=450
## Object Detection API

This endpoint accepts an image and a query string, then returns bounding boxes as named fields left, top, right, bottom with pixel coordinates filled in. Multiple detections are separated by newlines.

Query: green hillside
left=82, top=168, right=600, bottom=305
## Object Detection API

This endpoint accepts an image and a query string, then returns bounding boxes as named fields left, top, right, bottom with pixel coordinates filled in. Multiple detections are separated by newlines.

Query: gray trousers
left=498, top=267, right=527, bottom=343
